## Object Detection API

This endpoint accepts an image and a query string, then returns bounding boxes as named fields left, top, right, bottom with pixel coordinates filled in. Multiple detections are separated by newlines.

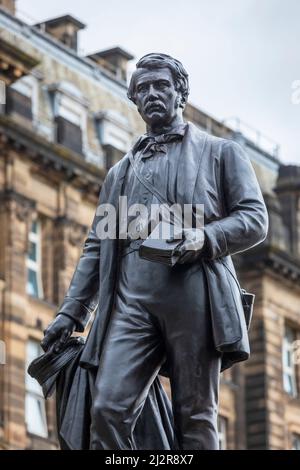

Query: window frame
left=7, top=75, right=38, bottom=122
left=25, top=340, right=48, bottom=438
left=26, top=219, right=44, bottom=299
left=218, top=415, right=228, bottom=450
left=292, top=433, right=300, bottom=450
left=49, top=82, right=88, bottom=156
left=282, top=325, right=298, bottom=398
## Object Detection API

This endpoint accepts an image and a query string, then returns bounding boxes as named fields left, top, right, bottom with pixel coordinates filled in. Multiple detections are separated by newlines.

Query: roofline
left=0, top=8, right=130, bottom=94
left=185, top=102, right=281, bottom=166
left=0, top=9, right=284, bottom=166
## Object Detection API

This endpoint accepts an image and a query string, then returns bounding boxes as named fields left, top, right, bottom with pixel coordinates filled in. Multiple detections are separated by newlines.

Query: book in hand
left=139, top=221, right=184, bottom=266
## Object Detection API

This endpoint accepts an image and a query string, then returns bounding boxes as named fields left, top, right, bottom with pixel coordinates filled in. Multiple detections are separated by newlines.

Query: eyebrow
left=136, top=78, right=171, bottom=88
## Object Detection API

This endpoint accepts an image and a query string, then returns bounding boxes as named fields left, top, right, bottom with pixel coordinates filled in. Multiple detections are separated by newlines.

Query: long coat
left=58, top=122, right=268, bottom=372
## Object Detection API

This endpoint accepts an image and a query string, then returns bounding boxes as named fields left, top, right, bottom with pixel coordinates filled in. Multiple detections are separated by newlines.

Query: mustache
left=145, top=101, right=166, bottom=112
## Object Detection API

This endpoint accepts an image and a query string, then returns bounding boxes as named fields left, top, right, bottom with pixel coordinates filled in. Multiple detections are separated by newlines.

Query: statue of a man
left=41, top=53, right=268, bottom=450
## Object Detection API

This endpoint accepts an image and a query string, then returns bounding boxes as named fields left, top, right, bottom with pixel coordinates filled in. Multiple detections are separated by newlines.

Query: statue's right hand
left=41, top=314, right=76, bottom=353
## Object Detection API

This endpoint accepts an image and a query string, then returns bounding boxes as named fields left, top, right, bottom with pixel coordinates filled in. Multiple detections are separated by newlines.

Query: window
left=0, top=79, right=5, bottom=106
left=96, top=110, right=133, bottom=170
left=25, top=340, right=48, bottom=438
left=49, top=81, right=87, bottom=156
left=0, top=340, right=5, bottom=365
left=26, top=220, right=43, bottom=299
left=292, top=434, right=300, bottom=450
left=218, top=416, right=228, bottom=450
left=55, top=115, right=83, bottom=155
left=282, top=325, right=297, bottom=397
left=6, top=87, right=32, bottom=120
left=6, top=75, right=36, bottom=121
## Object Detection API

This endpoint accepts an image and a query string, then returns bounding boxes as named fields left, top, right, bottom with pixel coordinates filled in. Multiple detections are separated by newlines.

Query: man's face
left=133, top=67, right=182, bottom=127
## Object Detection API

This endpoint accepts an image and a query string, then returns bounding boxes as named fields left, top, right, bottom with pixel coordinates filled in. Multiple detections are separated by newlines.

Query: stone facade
left=0, top=4, right=299, bottom=450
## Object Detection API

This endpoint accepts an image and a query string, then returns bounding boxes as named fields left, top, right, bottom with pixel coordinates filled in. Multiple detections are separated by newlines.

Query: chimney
left=275, top=165, right=300, bottom=258
left=88, top=47, right=134, bottom=83
left=35, top=15, right=86, bottom=52
left=0, top=0, right=16, bottom=15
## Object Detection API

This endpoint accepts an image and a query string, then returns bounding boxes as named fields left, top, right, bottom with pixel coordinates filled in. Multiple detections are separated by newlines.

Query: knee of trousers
left=91, top=396, right=132, bottom=430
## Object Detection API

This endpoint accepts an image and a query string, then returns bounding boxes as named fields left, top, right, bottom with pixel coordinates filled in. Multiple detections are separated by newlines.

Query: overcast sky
left=17, top=0, right=299, bottom=164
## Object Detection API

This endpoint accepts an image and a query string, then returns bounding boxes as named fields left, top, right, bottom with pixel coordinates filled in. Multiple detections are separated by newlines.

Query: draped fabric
left=28, top=338, right=176, bottom=450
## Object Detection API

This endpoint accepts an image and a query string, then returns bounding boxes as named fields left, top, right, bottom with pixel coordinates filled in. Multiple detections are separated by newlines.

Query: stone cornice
left=0, top=188, right=36, bottom=215
left=235, top=244, right=300, bottom=284
left=55, top=215, right=88, bottom=246
left=0, top=8, right=131, bottom=102
left=0, top=36, right=39, bottom=85
left=0, top=114, right=105, bottom=197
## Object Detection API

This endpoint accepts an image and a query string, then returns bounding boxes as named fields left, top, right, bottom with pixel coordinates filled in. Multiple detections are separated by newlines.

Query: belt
left=120, top=238, right=144, bottom=257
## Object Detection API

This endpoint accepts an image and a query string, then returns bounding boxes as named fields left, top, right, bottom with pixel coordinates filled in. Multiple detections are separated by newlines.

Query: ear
left=175, top=96, right=181, bottom=108
left=180, top=94, right=187, bottom=109
left=175, top=92, right=185, bottom=109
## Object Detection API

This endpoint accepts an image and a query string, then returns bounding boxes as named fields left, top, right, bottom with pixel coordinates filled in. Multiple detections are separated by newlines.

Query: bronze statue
left=41, top=53, right=268, bottom=450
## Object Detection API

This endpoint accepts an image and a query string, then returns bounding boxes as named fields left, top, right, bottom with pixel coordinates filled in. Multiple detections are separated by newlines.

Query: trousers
left=90, top=250, right=221, bottom=450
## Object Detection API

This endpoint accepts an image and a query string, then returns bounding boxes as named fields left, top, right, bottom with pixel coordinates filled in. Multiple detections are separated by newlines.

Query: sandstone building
left=0, top=2, right=299, bottom=450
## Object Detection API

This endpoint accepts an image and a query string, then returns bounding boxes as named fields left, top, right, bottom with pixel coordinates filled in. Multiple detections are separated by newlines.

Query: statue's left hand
left=175, top=228, right=205, bottom=264
left=41, top=314, right=76, bottom=353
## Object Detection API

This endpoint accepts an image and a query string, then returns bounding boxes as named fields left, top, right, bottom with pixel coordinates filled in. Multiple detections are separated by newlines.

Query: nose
left=148, top=84, right=159, bottom=100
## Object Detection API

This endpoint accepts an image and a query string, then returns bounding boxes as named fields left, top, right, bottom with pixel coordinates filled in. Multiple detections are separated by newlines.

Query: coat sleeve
left=204, top=140, right=268, bottom=260
left=57, top=170, right=113, bottom=332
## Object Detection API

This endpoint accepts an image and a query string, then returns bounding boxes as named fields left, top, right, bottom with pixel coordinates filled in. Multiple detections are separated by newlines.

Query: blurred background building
left=0, top=0, right=300, bottom=450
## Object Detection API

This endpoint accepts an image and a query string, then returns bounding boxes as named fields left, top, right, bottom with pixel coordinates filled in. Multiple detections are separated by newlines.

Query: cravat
left=133, top=126, right=186, bottom=159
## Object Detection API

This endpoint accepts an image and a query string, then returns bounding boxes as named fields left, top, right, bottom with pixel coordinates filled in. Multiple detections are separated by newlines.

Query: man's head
left=128, top=53, right=189, bottom=128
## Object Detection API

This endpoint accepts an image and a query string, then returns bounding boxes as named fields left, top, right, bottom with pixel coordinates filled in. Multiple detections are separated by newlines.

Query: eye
left=137, top=84, right=147, bottom=93
left=157, top=81, right=169, bottom=89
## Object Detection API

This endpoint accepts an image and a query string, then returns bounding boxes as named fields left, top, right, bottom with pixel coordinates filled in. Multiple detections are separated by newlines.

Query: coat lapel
left=80, top=154, right=130, bottom=368
left=108, top=153, right=130, bottom=205
left=176, top=122, right=208, bottom=205
left=114, top=122, right=209, bottom=209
